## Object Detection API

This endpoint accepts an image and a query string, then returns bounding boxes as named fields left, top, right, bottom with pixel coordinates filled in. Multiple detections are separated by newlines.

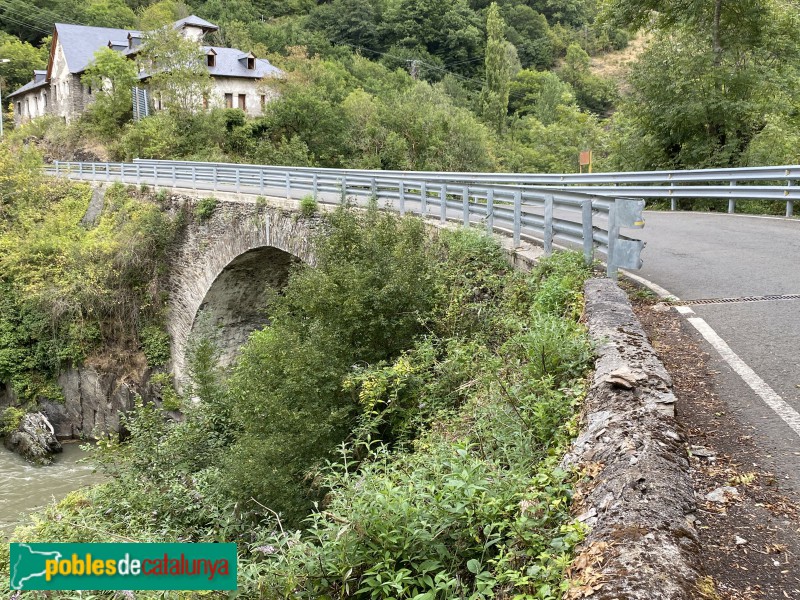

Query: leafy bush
left=0, top=154, right=182, bottom=400
left=194, top=196, right=218, bottom=222
left=0, top=406, right=25, bottom=436
left=5, top=208, right=593, bottom=599
left=299, top=194, right=318, bottom=217
left=140, top=324, right=171, bottom=367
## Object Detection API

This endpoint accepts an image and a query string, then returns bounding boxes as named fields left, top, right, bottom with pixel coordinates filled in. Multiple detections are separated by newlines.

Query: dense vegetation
left=4, top=0, right=800, bottom=175
left=1, top=160, right=594, bottom=596
left=0, top=146, right=181, bottom=402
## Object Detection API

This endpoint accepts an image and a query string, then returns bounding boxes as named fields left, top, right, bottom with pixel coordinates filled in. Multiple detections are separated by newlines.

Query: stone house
left=8, top=15, right=283, bottom=124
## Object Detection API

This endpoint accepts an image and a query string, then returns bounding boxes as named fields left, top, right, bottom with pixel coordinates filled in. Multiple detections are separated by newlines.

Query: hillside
left=2, top=0, right=799, bottom=169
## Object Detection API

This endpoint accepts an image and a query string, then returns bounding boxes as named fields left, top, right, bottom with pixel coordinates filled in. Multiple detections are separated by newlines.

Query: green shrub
left=149, top=372, right=181, bottom=411
left=0, top=151, right=182, bottom=401
left=194, top=196, right=218, bottom=222
left=5, top=214, right=593, bottom=599
left=140, top=325, right=171, bottom=367
left=0, top=406, right=25, bottom=436
left=299, top=194, right=318, bottom=217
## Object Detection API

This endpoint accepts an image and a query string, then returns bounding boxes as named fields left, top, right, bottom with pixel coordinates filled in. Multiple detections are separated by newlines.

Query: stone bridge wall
left=168, top=195, right=320, bottom=384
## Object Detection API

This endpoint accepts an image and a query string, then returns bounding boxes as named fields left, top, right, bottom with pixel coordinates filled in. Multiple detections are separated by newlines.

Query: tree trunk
left=712, top=0, right=723, bottom=64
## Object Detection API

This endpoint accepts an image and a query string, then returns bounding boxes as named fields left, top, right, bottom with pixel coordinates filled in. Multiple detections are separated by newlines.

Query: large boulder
left=3, top=412, right=63, bottom=465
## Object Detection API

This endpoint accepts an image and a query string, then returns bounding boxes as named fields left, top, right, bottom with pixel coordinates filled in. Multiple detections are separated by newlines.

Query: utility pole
left=0, top=58, right=9, bottom=139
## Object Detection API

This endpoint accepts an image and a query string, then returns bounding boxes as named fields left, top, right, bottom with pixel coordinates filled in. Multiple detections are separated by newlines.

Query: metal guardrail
left=47, top=160, right=646, bottom=279
left=131, top=159, right=800, bottom=217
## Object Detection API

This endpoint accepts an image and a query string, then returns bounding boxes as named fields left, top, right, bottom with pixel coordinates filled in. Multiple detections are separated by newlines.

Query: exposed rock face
left=48, top=368, right=149, bottom=439
left=4, top=412, right=63, bottom=465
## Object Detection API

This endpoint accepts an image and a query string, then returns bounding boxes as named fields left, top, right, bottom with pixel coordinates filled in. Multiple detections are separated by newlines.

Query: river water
left=0, top=442, right=105, bottom=537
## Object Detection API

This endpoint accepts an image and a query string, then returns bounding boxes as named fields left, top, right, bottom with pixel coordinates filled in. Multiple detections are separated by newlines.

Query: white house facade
left=8, top=15, right=282, bottom=124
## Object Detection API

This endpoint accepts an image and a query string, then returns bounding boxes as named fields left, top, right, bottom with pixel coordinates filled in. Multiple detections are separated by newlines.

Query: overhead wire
left=0, top=0, right=61, bottom=30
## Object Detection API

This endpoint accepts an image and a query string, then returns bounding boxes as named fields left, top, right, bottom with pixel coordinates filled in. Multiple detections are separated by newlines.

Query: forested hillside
left=2, top=0, right=799, bottom=171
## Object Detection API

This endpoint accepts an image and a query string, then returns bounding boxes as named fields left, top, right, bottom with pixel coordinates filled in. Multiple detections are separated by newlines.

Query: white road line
left=621, top=269, right=679, bottom=300
left=687, top=316, right=800, bottom=438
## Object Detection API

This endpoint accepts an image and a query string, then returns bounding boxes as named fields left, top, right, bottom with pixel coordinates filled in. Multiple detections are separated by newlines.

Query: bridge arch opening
left=189, top=246, right=301, bottom=369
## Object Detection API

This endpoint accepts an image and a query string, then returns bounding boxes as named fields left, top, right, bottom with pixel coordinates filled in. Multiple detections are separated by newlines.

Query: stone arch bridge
left=168, top=196, right=321, bottom=385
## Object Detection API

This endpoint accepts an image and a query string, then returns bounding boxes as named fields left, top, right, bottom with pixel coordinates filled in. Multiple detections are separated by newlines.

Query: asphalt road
left=635, top=211, right=800, bottom=490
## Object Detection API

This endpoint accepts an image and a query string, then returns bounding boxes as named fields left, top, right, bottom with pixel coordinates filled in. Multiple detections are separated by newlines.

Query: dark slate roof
left=174, top=16, right=219, bottom=31
left=55, top=23, right=142, bottom=74
left=8, top=78, right=48, bottom=98
left=202, top=46, right=282, bottom=79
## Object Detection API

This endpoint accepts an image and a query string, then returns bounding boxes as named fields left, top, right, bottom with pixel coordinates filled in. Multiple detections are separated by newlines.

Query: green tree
left=382, top=0, right=483, bottom=77
left=0, top=34, right=48, bottom=92
left=140, top=27, right=211, bottom=114
left=82, top=47, right=139, bottom=137
left=306, top=0, right=381, bottom=50
left=502, top=5, right=554, bottom=70
left=139, top=0, right=190, bottom=30
left=605, top=0, right=800, bottom=168
left=482, top=3, right=512, bottom=135
left=509, top=69, right=574, bottom=124
left=83, top=0, right=138, bottom=28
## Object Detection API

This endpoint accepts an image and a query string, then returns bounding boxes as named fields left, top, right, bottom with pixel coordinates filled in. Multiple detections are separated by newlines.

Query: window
left=43, top=93, right=47, bottom=108
left=225, top=93, right=233, bottom=108
left=207, top=53, right=216, bottom=67
left=16, top=101, right=21, bottom=115
left=247, top=57, right=255, bottom=70
left=238, top=94, right=246, bottom=111
left=260, top=94, right=266, bottom=108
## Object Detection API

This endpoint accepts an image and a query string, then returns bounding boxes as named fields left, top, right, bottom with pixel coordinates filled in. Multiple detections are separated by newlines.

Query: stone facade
left=210, top=76, right=279, bottom=116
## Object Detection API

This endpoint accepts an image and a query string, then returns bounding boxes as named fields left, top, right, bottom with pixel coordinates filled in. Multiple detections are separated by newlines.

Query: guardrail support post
left=106, top=163, right=110, bottom=182
left=312, top=173, right=318, bottom=200
left=136, top=164, right=140, bottom=185
left=213, top=166, right=218, bottom=192
left=260, top=169, right=265, bottom=195
left=286, top=172, right=291, bottom=200
left=728, top=181, right=736, bottom=214
left=235, top=168, right=241, bottom=193
left=79, top=162, right=83, bottom=178
left=513, top=189, right=521, bottom=247
left=399, top=181, right=406, bottom=215
left=192, top=165, right=197, bottom=190
left=544, top=194, right=554, bottom=255
left=462, top=187, right=469, bottom=227
left=440, top=185, right=447, bottom=223
left=582, top=199, right=594, bottom=265
left=486, top=188, right=494, bottom=233
left=370, top=178, right=377, bottom=203
left=341, top=175, right=347, bottom=204
left=787, top=181, right=794, bottom=218
left=54, top=160, right=59, bottom=176
left=420, top=182, right=427, bottom=216
left=607, top=200, right=619, bottom=279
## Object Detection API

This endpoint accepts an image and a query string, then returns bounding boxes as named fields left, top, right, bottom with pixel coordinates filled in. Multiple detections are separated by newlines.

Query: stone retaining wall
left=564, top=278, right=701, bottom=599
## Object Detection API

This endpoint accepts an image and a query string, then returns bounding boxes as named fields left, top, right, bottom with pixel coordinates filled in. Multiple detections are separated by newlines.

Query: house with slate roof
left=8, top=15, right=283, bottom=125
